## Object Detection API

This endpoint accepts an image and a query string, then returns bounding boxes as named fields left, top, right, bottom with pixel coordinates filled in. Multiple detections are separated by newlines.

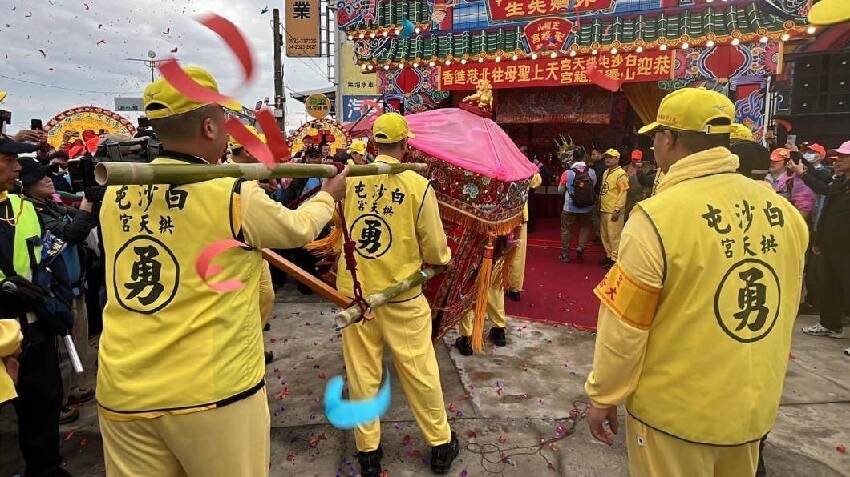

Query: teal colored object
left=324, top=373, right=391, bottom=429
left=400, top=19, right=415, bottom=38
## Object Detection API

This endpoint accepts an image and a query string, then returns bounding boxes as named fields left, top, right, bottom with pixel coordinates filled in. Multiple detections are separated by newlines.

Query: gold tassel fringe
left=471, top=234, right=495, bottom=353
left=305, top=211, right=343, bottom=256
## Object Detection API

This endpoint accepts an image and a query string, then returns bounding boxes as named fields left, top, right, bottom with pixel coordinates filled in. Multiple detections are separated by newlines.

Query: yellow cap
left=228, top=125, right=265, bottom=150
left=603, top=148, right=621, bottom=159
left=0, top=91, right=6, bottom=103
left=348, top=139, right=368, bottom=155
left=372, top=112, right=415, bottom=144
left=638, top=87, right=735, bottom=136
left=143, top=65, right=242, bottom=120
left=808, top=0, right=850, bottom=26
left=730, top=123, right=754, bottom=142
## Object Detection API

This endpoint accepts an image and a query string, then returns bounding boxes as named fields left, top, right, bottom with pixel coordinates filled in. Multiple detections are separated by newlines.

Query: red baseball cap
left=770, top=148, right=791, bottom=162
left=805, top=143, right=826, bottom=156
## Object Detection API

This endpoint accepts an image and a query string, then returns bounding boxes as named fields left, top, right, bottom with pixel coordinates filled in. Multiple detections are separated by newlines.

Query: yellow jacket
left=586, top=147, right=808, bottom=445
left=600, top=166, right=629, bottom=213
left=337, top=154, right=450, bottom=301
left=98, top=156, right=333, bottom=418
left=0, top=320, right=22, bottom=404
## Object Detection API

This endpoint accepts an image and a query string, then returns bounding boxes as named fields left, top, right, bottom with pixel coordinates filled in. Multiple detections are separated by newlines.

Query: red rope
left=336, top=200, right=370, bottom=319
left=328, top=162, right=370, bottom=319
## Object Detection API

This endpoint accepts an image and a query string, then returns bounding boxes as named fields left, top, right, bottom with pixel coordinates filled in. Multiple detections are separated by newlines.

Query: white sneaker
left=844, top=347, right=850, bottom=356
left=802, top=323, right=845, bottom=339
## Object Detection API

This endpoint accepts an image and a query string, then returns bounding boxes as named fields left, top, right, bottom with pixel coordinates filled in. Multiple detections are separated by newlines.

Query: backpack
left=570, top=169, right=596, bottom=208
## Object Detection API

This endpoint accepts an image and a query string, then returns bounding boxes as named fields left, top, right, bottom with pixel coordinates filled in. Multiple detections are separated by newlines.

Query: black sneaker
left=559, top=253, right=571, bottom=263
left=454, top=336, right=473, bottom=356
left=264, top=350, right=274, bottom=364
left=263, top=322, right=271, bottom=332
left=357, top=446, right=383, bottom=477
left=488, top=327, right=507, bottom=347
left=575, top=248, right=584, bottom=262
left=506, top=290, right=521, bottom=302
left=430, top=432, right=459, bottom=475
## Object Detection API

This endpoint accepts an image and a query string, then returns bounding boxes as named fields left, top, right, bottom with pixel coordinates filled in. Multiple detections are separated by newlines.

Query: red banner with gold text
left=486, top=0, right=614, bottom=21
left=439, top=50, right=675, bottom=90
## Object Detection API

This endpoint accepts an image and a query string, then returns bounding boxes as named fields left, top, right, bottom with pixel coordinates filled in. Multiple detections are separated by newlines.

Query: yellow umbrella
left=808, top=0, right=850, bottom=26
left=0, top=91, right=6, bottom=103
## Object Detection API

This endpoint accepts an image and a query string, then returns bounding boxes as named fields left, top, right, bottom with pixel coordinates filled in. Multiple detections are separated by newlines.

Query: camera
left=68, top=135, right=161, bottom=202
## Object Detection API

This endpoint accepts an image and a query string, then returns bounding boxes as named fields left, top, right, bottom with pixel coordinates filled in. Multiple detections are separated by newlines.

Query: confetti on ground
left=309, top=433, right=327, bottom=447
left=274, top=386, right=290, bottom=400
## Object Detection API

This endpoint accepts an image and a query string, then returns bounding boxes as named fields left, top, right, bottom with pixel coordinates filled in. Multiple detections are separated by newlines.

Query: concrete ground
left=1, top=285, right=848, bottom=476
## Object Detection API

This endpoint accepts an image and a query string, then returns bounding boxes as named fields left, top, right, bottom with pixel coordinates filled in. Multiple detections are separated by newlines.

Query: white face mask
left=803, top=152, right=819, bottom=163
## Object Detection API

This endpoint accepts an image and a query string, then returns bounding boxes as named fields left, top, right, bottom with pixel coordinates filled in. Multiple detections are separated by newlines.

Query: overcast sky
left=0, top=0, right=333, bottom=132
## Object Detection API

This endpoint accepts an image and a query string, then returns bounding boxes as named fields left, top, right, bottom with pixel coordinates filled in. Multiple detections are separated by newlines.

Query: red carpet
left=506, top=217, right=607, bottom=329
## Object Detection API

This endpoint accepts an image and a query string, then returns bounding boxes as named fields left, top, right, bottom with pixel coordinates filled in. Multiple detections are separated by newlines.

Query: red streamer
left=156, top=13, right=254, bottom=108
left=158, top=59, right=239, bottom=105
left=226, top=118, right=275, bottom=167
left=196, top=239, right=248, bottom=292
left=197, top=13, right=254, bottom=81
left=255, top=108, right=290, bottom=162
left=586, top=64, right=623, bottom=92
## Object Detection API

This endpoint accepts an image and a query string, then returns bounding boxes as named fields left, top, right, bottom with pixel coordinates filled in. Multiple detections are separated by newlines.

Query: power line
left=0, top=72, right=140, bottom=96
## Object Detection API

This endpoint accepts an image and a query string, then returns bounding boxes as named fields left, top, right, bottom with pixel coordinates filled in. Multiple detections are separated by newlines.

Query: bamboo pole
left=95, top=162, right=428, bottom=186
left=261, top=249, right=352, bottom=308
left=334, top=266, right=445, bottom=330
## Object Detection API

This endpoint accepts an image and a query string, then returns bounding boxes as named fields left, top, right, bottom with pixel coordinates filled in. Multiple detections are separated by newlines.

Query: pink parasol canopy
left=358, top=108, right=538, bottom=182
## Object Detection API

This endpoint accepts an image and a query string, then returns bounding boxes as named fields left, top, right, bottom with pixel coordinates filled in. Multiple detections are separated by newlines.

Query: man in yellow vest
left=0, top=135, right=33, bottom=407
left=584, top=88, right=808, bottom=476
left=348, top=139, right=369, bottom=165
left=2, top=133, right=76, bottom=477
left=96, top=66, right=347, bottom=476
left=507, top=173, right=542, bottom=301
left=337, top=113, right=459, bottom=476
left=598, top=148, right=629, bottom=268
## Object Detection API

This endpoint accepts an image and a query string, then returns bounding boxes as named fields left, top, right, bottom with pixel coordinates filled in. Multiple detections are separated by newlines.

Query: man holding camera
left=1, top=132, right=74, bottom=476
left=95, top=66, right=347, bottom=477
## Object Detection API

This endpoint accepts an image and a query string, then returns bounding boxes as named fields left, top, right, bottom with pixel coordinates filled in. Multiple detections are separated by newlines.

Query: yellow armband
left=594, top=264, right=661, bottom=330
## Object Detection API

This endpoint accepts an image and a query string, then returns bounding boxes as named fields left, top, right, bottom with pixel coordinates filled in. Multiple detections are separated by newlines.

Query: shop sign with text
left=439, top=50, right=674, bottom=90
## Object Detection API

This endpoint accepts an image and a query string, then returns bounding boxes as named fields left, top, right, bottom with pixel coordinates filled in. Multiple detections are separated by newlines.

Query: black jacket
left=27, top=198, right=94, bottom=245
left=801, top=170, right=850, bottom=253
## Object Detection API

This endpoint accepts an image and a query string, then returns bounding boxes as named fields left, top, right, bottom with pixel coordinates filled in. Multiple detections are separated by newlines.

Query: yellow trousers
left=508, top=223, right=528, bottom=292
left=99, top=389, right=270, bottom=477
left=459, top=287, right=507, bottom=336
left=341, top=295, right=451, bottom=452
left=626, top=414, right=759, bottom=477
left=600, top=212, right=625, bottom=261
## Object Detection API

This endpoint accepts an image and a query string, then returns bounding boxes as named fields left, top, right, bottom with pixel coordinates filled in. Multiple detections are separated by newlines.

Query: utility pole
left=272, top=8, right=286, bottom=131
left=126, top=50, right=166, bottom=83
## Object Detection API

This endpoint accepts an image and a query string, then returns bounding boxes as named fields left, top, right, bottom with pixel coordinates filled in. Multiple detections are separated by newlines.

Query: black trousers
left=13, top=323, right=64, bottom=477
left=817, top=250, right=850, bottom=331
left=803, top=248, right=820, bottom=307
left=84, top=258, right=105, bottom=337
